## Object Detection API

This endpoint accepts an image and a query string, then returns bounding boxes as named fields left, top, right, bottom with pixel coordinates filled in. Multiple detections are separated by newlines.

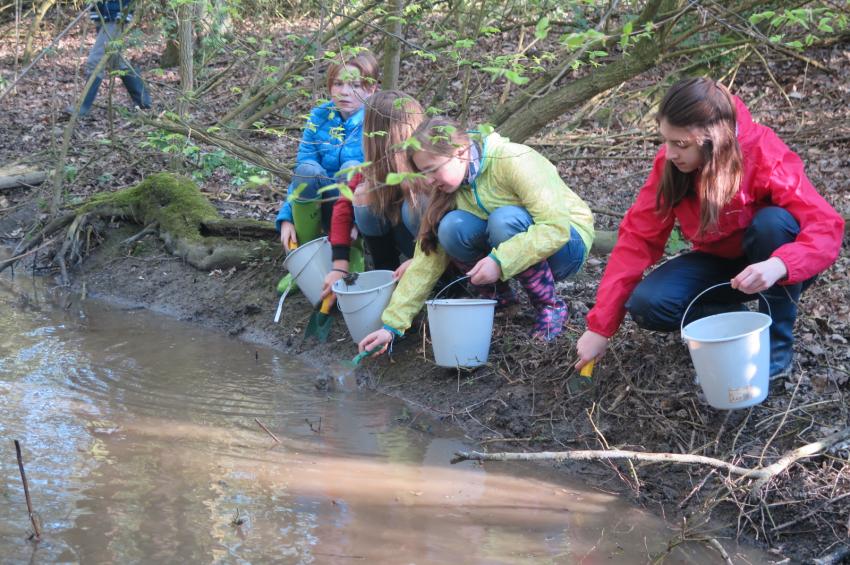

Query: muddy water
left=0, top=278, right=768, bottom=564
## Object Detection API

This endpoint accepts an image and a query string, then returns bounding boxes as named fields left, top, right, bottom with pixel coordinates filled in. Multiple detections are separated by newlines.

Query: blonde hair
left=407, top=117, right=471, bottom=255
left=362, top=90, right=425, bottom=224
left=326, top=49, right=380, bottom=91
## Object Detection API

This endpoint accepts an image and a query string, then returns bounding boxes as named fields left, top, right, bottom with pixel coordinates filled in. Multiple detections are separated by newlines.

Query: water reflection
left=0, top=278, right=768, bottom=563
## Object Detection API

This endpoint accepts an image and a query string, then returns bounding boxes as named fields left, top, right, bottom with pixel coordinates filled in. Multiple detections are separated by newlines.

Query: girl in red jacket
left=575, top=78, right=844, bottom=378
left=320, top=90, right=427, bottom=298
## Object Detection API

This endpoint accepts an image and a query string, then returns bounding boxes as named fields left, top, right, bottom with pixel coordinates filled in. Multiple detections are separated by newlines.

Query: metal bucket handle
left=680, top=281, right=772, bottom=339
left=432, top=275, right=498, bottom=302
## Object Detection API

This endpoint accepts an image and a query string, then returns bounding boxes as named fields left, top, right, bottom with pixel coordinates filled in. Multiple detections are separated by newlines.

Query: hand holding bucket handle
left=680, top=281, right=772, bottom=339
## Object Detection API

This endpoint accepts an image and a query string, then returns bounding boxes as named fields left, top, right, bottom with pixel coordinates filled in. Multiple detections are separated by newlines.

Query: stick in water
left=13, top=440, right=41, bottom=540
left=254, top=418, right=280, bottom=444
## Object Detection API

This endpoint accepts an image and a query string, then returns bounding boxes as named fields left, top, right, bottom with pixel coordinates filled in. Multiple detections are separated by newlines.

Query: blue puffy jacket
left=277, top=101, right=365, bottom=225
left=91, top=0, right=133, bottom=22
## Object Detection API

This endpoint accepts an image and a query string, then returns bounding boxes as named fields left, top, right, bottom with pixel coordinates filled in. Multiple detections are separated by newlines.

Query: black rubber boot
left=363, top=234, right=400, bottom=271
left=761, top=284, right=800, bottom=379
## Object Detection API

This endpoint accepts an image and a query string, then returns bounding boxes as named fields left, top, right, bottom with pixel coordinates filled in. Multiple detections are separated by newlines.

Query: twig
left=14, top=440, right=41, bottom=541
left=705, top=538, right=734, bottom=565
left=813, top=544, right=850, bottom=565
left=772, top=491, right=850, bottom=532
left=254, top=418, right=280, bottom=443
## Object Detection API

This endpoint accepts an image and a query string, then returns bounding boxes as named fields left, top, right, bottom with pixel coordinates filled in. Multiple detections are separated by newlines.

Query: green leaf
left=398, top=136, right=422, bottom=151
left=454, top=39, right=475, bottom=49
left=620, top=21, right=634, bottom=48
left=503, top=70, right=529, bottom=85
left=385, top=172, right=423, bottom=185
left=749, top=11, right=775, bottom=25
left=535, top=16, right=550, bottom=40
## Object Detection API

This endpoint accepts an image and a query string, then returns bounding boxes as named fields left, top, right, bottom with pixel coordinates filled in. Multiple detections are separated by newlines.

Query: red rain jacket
left=586, top=97, right=844, bottom=338
left=328, top=173, right=362, bottom=261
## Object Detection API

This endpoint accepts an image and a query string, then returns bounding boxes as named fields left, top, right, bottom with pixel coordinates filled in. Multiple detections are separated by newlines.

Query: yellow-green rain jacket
left=382, top=132, right=595, bottom=335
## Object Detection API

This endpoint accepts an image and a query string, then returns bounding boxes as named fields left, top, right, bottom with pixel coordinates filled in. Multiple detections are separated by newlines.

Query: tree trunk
left=380, top=0, right=403, bottom=90
left=495, top=30, right=664, bottom=143
left=22, top=0, right=57, bottom=62
left=177, top=3, right=194, bottom=118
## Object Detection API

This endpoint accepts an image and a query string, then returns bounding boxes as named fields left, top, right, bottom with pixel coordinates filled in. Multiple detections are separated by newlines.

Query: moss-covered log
left=80, top=172, right=274, bottom=271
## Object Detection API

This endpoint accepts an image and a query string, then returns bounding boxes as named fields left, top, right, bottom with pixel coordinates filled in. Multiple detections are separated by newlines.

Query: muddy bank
left=1, top=198, right=847, bottom=563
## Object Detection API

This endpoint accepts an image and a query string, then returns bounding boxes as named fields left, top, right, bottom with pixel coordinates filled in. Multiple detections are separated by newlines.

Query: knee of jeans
left=354, top=205, right=389, bottom=237
left=400, top=201, right=422, bottom=237
left=336, top=160, right=361, bottom=178
left=290, top=162, right=326, bottom=199
left=438, top=211, right=483, bottom=259
left=625, top=286, right=679, bottom=331
left=486, top=206, right=532, bottom=245
left=745, top=207, right=799, bottom=253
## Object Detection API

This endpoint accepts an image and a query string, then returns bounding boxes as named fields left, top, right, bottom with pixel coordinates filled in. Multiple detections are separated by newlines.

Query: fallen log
left=0, top=165, right=47, bottom=190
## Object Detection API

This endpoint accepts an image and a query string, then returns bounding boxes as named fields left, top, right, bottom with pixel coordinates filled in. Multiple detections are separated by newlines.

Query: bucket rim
left=332, top=270, right=397, bottom=296
left=682, top=311, right=772, bottom=343
left=282, top=236, right=329, bottom=270
left=426, top=298, right=498, bottom=307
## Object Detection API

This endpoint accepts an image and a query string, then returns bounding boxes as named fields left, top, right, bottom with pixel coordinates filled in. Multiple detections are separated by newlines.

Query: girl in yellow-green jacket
left=359, top=117, right=595, bottom=355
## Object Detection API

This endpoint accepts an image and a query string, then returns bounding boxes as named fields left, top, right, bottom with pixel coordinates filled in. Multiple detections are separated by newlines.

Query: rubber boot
left=68, top=75, right=103, bottom=117
left=290, top=199, right=322, bottom=245
left=349, top=239, right=366, bottom=273
left=761, top=284, right=800, bottom=379
left=514, top=260, right=567, bottom=341
left=120, top=72, right=152, bottom=109
left=449, top=259, right=517, bottom=308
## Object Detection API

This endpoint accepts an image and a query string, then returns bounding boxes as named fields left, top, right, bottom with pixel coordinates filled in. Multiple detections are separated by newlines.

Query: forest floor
left=1, top=16, right=849, bottom=564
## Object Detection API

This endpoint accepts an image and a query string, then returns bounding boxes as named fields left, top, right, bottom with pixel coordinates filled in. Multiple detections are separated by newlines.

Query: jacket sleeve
left=765, top=150, right=845, bottom=285
left=489, top=147, right=575, bottom=279
left=381, top=243, right=450, bottom=334
left=295, top=108, right=323, bottom=165
left=585, top=150, right=675, bottom=337
left=329, top=174, right=361, bottom=261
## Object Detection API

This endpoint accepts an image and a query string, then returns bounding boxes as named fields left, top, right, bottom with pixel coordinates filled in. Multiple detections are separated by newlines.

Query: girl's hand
left=467, top=256, right=501, bottom=285
left=394, top=259, right=412, bottom=280
left=280, top=221, right=297, bottom=250
left=731, top=257, right=787, bottom=294
left=575, top=331, right=609, bottom=370
left=321, top=260, right=350, bottom=298
left=359, top=328, right=393, bottom=355
left=352, top=180, right=370, bottom=206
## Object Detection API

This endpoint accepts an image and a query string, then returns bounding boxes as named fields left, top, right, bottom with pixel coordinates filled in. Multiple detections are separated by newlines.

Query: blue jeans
left=276, top=159, right=360, bottom=231
left=353, top=198, right=426, bottom=259
left=437, top=206, right=587, bottom=280
left=625, top=207, right=812, bottom=375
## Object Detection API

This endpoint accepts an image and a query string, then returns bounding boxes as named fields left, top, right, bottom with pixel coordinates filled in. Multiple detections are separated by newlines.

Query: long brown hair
left=408, top=118, right=471, bottom=255
left=656, top=77, right=743, bottom=235
left=361, top=90, right=425, bottom=224
left=326, top=49, right=380, bottom=91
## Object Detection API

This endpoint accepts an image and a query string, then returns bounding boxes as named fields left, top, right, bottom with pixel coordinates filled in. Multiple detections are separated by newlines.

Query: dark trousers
left=625, top=207, right=810, bottom=376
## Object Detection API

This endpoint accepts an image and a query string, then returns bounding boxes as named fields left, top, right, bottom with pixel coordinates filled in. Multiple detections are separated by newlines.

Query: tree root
left=1, top=173, right=279, bottom=284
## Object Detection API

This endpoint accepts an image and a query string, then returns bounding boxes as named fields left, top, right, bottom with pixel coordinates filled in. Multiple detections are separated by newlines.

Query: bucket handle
left=680, top=281, right=772, bottom=339
left=335, top=285, right=388, bottom=315
left=433, top=275, right=471, bottom=300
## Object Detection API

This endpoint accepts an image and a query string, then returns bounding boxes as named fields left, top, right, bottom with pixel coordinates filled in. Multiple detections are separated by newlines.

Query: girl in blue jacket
left=276, top=50, right=380, bottom=250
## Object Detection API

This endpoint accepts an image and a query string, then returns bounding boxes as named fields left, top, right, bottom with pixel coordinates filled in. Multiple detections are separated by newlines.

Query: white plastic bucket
left=282, top=237, right=332, bottom=307
left=681, top=283, right=772, bottom=410
left=332, top=270, right=397, bottom=343
left=425, top=277, right=497, bottom=368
